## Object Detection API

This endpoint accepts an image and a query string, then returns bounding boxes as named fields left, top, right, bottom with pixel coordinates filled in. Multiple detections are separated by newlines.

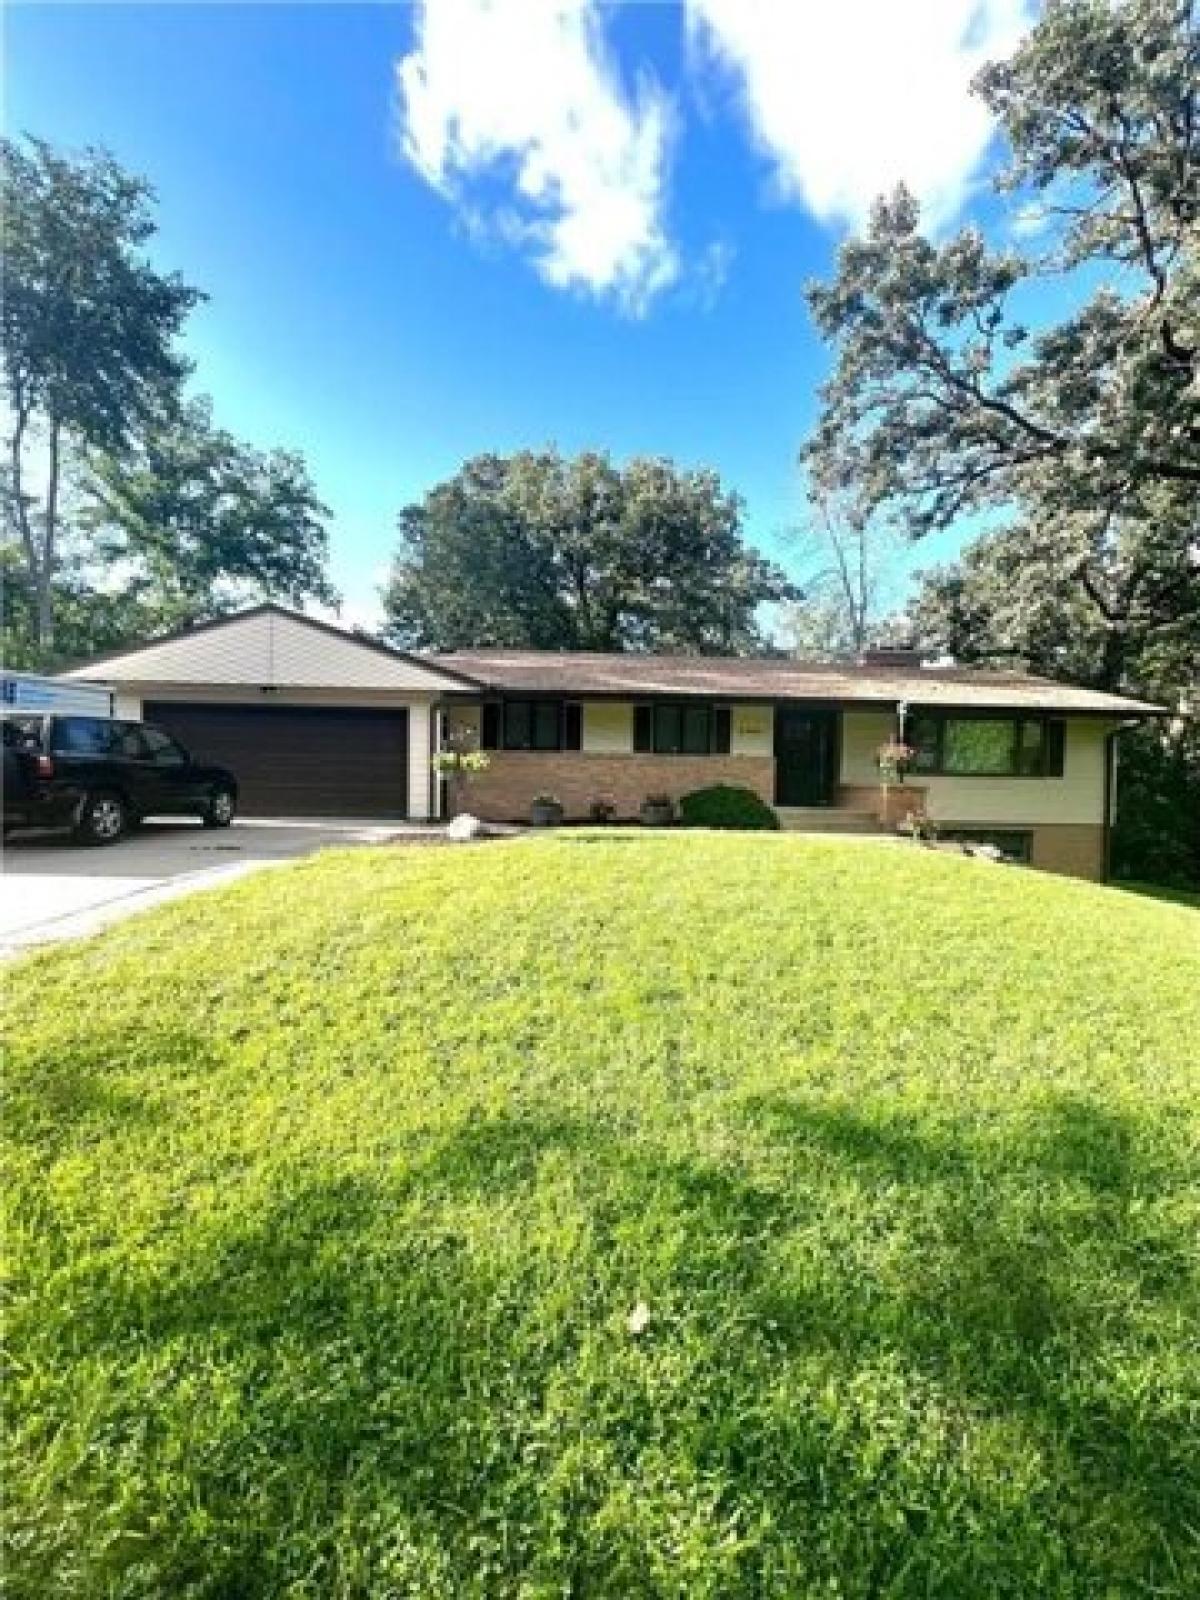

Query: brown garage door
left=144, top=703, right=410, bottom=818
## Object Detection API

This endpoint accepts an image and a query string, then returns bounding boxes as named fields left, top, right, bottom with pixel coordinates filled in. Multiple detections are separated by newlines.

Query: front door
left=774, top=709, right=837, bottom=806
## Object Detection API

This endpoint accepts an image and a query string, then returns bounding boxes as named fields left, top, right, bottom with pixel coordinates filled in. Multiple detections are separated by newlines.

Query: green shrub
left=678, top=784, right=779, bottom=830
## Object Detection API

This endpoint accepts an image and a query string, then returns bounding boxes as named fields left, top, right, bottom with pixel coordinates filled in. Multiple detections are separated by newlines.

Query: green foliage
left=805, top=1, right=1198, bottom=535
left=678, top=784, right=780, bottom=830
left=805, top=1, right=1198, bottom=890
left=1, top=136, right=201, bottom=646
left=1110, top=721, right=1200, bottom=888
left=3, top=835, right=1198, bottom=1596
left=430, top=747, right=490, bottom=779
left=1, top=138, right=337, bottom=663
left=85, top=396, right=337, bottom=615
left=383, top=449, right=795, bottom=653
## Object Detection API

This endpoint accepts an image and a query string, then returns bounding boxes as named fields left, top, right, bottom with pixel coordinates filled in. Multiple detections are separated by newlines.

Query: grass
left=1118, top=879, right=1200, bottom=910
left=4, top=832, right=1199, bottom=1598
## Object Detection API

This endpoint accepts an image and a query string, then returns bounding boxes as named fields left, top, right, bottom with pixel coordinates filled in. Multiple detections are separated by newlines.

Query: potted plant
left=588, top=796, right=617, bottom=825
left=640, top=792, right=675, bottom=827
left=530, top=792, right=564, bottom=827
left=875, top=739, right=914, bottom=827
left=431, top=730, right=491, bottom=817
left=903, top=806, right=938, bottom=845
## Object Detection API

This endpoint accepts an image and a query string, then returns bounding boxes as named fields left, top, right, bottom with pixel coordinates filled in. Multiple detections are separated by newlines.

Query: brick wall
left=453, top=752, right=776, bottom=821
left=835, top=783, right=928, bottom=824
left=1029, top=824, right=1105, bottom=880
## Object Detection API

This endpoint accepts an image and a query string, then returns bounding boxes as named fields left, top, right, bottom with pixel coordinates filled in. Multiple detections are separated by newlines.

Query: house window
left=940, top=829, right=1033, bottom=862
left=487, top=699, right=581, bottom=752
left=634, top=703, right=731, bottom=756
left=907, top=714, right=1065, bottom=777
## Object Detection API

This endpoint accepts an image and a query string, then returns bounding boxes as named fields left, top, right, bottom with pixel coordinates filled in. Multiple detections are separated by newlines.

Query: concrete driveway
left=1, top=817, right=433, bottom=954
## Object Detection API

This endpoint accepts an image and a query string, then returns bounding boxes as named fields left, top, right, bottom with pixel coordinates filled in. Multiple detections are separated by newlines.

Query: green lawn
left=4, top=834, right=1199, bottom=1598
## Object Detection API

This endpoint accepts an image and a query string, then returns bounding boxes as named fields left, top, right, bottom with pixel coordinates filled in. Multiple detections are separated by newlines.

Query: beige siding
left=731, top=703, right=773, bottom=757
left=583, top=702, right=633, bottom=753
left=407, top=701, right=433, bottom=818
left=64, top=608, right=466, bottom=694
left=841, top=710, right=895, bottom=784
left=922, top=719, right=1111, bottom=825
left=114, top=693, right=142, bottom=720
left=840, top=710, right=1112, bottom=825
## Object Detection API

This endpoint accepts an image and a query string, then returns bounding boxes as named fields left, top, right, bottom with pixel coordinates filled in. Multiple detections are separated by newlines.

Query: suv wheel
left=75, top=790, right=128, bottom=846
left=203, top=787, right=236, bottom=829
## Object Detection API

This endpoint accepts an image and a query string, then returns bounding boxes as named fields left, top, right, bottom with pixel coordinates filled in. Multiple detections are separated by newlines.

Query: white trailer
left=1, top=671, right=114, bottom=717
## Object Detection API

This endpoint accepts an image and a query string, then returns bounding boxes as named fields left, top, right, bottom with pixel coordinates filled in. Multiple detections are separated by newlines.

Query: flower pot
left=530, top=800, right=564, bottom=828
left=640, top=801, right=675, bottom=827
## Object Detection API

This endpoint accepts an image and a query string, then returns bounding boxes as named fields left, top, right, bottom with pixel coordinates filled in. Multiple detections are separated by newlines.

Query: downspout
left=429, top=702, right=444, bottom=821
left=1102, top=723, right=1128, bottom=884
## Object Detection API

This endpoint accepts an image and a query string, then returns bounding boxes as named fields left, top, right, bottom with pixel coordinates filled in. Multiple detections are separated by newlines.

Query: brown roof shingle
left=432, top=649, right=1166, bottom=716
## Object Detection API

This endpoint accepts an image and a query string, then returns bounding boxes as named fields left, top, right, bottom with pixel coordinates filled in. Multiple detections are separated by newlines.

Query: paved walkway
left=1, top=817, right=438, bottom=955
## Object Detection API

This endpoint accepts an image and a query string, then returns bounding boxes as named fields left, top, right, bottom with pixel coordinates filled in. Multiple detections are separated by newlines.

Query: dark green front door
left=774, top=709, right=837, bottom=806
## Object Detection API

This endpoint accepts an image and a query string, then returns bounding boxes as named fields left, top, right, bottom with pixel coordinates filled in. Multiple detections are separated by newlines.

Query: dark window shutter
left=1045, top=719, right=1066, bottom=777
left=713, top=706, right=732, bottom=754
left=480, top=702, right=500, bottom=750
left=564, top=702, right=582, bottom=751
left=633, top=704, right=653, bottom=753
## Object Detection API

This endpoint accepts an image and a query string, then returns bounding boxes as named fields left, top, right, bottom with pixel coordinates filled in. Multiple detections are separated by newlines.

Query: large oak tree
left=805, top=0, right=1198, bottom=544
left=804, top=0, right=1198, bottom=883
left=383, top=450, right=794, bottom=654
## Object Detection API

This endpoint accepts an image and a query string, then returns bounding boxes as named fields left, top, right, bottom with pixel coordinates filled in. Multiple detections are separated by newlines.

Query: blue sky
left=8, top=1, right=1037, bottom=628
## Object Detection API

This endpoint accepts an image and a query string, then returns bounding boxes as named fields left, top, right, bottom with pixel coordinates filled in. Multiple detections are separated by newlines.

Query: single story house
left=62, top=603, right=1166, bottom=880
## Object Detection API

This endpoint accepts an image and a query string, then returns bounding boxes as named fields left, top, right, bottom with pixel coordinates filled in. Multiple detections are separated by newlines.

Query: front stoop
left=775, top=807, right=885, bottom=835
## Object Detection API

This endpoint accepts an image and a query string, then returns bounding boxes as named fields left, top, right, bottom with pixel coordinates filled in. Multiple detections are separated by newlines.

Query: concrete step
left=775, top=807, right=884, bottom=835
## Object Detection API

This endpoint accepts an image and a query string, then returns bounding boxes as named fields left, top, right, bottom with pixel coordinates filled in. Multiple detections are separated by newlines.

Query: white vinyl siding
left=63, top=608, right=466, bottom=695
left=840, top=710, right=1112, bottom=825
left=407, top=701, right=434, bottom=818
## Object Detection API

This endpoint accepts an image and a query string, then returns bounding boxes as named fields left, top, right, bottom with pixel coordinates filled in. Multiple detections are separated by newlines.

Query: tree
left=909, top=498, right=1200, bottom=695
left=803, top=0, right=1198, bottom=886
left=2, top=138, right=201, bottom=647
left=781, top=493, right=898, bottom=656
left=805, top=1, right=1198, bottom=541
left=382, top=449, right=794, bottom=653
left=0, top=544, right=188, bottom=670
left=85, top=397, right=337, bottom=617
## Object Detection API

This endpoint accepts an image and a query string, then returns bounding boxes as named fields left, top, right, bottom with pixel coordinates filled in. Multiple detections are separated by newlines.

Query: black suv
left=2, top=713, right=238, bottom=844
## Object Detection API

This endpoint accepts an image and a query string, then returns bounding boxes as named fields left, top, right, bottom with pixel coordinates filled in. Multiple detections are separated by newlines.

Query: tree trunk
left=35, top=415, right=62, bottom=651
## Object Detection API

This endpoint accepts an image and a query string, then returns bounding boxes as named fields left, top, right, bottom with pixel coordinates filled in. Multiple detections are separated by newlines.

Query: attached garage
left=144, top=703, right=410, bottom=818
left=59, top=605, right=480, bottom=821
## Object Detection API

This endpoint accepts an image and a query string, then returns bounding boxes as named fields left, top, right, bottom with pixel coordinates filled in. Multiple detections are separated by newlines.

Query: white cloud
left=685, top=0, right=1034, bottom=232
left=396, top=0, right=678, bottom=312
left=690, top=237, right=735, bottom=310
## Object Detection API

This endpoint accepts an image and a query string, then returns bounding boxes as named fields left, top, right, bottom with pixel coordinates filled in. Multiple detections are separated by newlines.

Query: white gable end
left=62, top=607, right=468, bottom=694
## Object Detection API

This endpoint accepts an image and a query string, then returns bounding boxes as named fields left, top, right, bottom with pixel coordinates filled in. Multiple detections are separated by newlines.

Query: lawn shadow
left=3, top=1023, right=222, bottom=1159
left=10, top=1090, right=1199, bottom=1596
